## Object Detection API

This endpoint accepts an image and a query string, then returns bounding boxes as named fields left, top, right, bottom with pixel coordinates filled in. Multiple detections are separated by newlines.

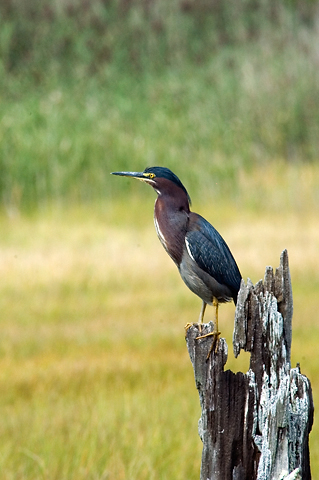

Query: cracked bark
left=186, top=250, right=313, bottom=480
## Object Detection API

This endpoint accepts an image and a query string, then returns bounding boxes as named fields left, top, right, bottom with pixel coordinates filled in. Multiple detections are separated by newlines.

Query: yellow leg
left=199, top=300, right=207, bottom=323
left=185, top=301, right=207, bottom=334
left=196, top=297, right=221, bottom=358
left=213, top=297, right=219, bottom=336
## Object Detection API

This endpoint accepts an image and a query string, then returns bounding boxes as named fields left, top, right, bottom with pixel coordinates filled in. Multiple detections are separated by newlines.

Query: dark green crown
left=143, top=167, right=191, bottom=204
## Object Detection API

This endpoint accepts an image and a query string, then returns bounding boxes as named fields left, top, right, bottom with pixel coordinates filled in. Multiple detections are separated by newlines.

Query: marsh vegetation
left=0, top=0, right=319, bottom=477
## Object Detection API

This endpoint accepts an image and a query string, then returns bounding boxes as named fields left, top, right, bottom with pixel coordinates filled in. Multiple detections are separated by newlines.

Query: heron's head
left=111, top=166, right=191, bottom=204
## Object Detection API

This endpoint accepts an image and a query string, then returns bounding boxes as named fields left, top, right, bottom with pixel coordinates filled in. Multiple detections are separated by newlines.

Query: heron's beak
left=111, top=171, right=145, bottom=180
left=111, top=171, right=156, bottom=185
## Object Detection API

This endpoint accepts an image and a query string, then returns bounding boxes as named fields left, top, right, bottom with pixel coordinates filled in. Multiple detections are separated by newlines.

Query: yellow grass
left=0, top=172, right=319, bottom=478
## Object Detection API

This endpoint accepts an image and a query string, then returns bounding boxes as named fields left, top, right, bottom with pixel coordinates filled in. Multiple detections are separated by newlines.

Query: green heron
left=112, top=166, right=241, bottom=355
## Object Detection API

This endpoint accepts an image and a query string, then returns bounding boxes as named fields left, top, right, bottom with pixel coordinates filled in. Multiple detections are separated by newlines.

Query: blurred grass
left=1, top=0, right=319, bottom=476
left=0, top=176, right=319, bottom=478
left=1, top=59, right=319, bottom=212
left=0, top=0, right=319, bottom=211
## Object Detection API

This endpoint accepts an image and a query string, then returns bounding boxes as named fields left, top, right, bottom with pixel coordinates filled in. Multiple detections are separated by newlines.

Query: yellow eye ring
left=144, top=172, right=155, bottom=179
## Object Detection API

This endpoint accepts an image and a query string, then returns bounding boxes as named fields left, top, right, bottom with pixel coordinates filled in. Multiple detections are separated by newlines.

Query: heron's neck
left=154, top=191, right=189, bottom=265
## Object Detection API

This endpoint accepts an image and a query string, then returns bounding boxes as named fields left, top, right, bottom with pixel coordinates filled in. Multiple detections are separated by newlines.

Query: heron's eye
left=144, top=172, right=155, bottom=179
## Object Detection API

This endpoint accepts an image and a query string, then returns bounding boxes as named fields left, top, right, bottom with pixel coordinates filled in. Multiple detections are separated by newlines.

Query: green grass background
left=1, top=0, right=319, bottom=478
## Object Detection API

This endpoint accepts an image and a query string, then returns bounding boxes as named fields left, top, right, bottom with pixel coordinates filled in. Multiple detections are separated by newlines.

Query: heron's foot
left=184, top=322, right=202, bottom=336
left=196, top=330, right=221, bottom=359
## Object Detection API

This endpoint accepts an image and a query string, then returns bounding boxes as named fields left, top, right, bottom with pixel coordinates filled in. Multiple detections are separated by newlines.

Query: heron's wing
left=185, top=214, right=241, bottom=293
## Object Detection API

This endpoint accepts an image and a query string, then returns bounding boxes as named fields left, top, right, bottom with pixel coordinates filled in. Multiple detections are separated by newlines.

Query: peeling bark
left=186, top=250, right=313, bottom=480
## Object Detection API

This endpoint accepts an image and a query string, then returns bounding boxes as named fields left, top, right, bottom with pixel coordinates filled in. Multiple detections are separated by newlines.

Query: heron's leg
left=185, top=300, right=207, bottom=333
left=213, top=297, right=219, bottom=336
left=197, top=300, right=207, bottom=333
left=196, top=297, right=221, bottom=358
left=199, top=300, right=207, bottom=323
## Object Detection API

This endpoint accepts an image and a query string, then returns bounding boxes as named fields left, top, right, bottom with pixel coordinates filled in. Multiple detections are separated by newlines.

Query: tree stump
left=185, top=250, right=314, bottom=480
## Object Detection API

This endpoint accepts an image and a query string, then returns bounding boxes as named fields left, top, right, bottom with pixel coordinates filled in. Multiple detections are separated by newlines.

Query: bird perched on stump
left=112, top=166, right=241, bottom=357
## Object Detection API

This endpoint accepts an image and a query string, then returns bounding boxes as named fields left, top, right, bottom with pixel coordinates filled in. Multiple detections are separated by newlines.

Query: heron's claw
left=196, top=330, right=221, bottom=359
left=184, top=322, right=202, bottom=336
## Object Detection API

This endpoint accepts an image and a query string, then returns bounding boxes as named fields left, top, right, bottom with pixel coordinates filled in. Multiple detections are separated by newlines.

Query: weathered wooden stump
left=186, top=250, right=313, bottom=480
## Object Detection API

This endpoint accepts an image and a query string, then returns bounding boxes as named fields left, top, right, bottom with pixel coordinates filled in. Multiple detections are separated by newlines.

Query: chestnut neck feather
left=154, top=183, right=190, bottom=266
